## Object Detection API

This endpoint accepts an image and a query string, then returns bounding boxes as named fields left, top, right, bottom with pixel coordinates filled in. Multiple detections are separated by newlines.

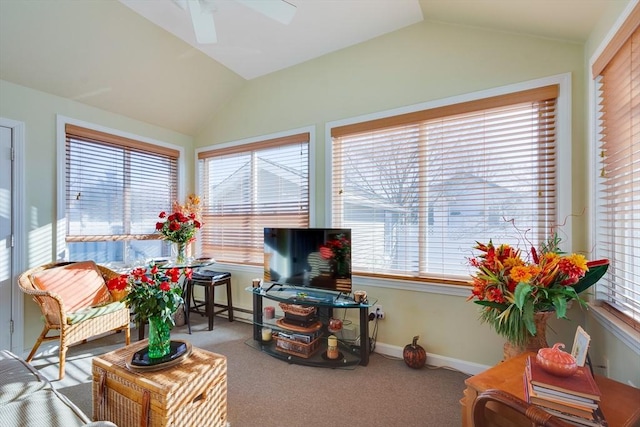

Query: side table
left=92, top=340, right=227, bottom=427
left=461, top=352, right=640, bottom=427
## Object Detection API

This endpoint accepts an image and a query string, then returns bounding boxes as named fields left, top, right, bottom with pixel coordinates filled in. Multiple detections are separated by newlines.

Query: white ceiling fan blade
left=187, top=0, right=217, bottom=44
left=235, top=0, right=297, bottom=25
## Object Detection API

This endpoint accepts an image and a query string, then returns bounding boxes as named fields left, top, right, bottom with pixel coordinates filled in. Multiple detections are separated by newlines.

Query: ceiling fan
left=173, top=0, right=297, bottom=44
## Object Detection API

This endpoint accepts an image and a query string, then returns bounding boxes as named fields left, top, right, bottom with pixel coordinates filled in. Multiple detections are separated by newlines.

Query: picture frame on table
left=571, top=325, right=591, bottom=367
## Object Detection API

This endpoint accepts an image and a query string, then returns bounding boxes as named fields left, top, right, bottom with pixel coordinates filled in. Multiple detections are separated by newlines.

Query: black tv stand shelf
left=246, top=285, right=375, bottom=367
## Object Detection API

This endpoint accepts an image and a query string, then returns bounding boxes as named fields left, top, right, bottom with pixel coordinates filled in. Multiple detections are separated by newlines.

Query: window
left=331, top=85, right=561, bottom=284
left=64, top=123, right=180, bottom=264
left=197, top=132, right=310, bottom=264
left=592, top=5, right=639, bottom=327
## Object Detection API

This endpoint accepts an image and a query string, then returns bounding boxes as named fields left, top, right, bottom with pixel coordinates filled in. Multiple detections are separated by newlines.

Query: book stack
left=524, top=355, right=608, bottom=427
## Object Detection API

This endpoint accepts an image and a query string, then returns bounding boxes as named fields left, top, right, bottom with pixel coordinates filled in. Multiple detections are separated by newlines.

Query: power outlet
left=603, top=356, right=610, bottom=378
left=374, top=304, right=385, bottom=319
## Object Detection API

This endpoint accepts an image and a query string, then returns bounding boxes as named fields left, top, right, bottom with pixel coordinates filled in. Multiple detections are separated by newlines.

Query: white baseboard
left=372, top=341, right=490, bottom=376
left=233, top=311, right=490, bottom=375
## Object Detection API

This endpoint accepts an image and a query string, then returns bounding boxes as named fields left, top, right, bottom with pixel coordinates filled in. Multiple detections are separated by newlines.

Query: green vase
left=335, top=257, right=349, bottom=278
left=148, top=315, right=171, bottom=359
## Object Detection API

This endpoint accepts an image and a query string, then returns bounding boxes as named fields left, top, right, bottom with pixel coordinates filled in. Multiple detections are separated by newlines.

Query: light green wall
left=0, top=79, right=194, bottom=348
left=196, top=20, right=588, bottom=367
left=195, top=17, right=638, bottom=382
left=3, top=2, right=637, bottom=382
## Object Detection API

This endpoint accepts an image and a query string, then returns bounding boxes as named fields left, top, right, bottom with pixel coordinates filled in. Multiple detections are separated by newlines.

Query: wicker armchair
left=18, top=261, right=131, bottom=379
left=472, top=389, right=572, bottom=427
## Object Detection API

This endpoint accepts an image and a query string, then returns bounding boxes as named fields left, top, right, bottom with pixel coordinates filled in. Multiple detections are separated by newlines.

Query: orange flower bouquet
left=467, top=233, right=609, bottom=346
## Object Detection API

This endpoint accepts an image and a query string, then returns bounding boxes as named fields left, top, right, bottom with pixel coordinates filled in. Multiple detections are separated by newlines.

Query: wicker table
left=92, top=340, right=227, bottom=427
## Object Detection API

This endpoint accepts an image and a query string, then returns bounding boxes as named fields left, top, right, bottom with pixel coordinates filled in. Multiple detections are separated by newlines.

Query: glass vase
left=172, top=242, right=187, bottom=265
left=147, top=315, right=171, bottom=359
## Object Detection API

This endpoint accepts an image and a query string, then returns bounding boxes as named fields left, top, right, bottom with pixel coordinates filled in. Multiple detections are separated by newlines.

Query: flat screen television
left=264, top=228, right=352, bottom=293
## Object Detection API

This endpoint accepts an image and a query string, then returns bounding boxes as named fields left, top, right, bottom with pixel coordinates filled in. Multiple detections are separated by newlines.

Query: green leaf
left=521, top=300, right=536, bottom=335
left=474, top=300, right=508, bottom=310
left=514, top=282, right=532, bottom=309
left=573, top=263, right=609, bottom=294
left=552, top=295, right=567, bottom=318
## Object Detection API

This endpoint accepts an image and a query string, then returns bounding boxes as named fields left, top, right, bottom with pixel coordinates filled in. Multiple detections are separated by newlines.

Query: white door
left=0, top=126, right=12, bottom=350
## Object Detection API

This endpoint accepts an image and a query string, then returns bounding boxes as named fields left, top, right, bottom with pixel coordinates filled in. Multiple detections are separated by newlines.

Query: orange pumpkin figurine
left=536, top=343, right=578, bottom=377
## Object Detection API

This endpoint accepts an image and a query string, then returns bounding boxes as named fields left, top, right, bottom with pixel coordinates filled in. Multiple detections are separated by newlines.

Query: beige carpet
left=29, top=316, right=470, bottom=426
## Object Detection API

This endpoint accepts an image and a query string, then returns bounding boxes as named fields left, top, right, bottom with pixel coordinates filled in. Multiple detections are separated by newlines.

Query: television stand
left=263, top=282, right=282, bottom=293
left=246, top=285, right=375, bottom=367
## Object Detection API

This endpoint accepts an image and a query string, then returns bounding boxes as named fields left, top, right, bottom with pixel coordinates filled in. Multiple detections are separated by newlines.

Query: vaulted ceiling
left=0, top=0, right=623, bottom=136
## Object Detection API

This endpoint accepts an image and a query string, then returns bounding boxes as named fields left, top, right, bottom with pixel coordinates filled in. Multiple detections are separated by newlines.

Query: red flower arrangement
left=106, top=275, right=128, bottom=292
left=320, top=234, right=351, bottom=261
left=107, top=264, right=192, bottom=325
left=106, top=273, right=129, bottom=301
left=468, top=233, right=609, bottom=346
left=155, top=194, right=202, bottom=245
left=320, top=234, right=351, bottom=277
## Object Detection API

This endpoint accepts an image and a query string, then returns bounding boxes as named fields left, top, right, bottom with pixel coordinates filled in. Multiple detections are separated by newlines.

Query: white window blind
left=65, top=124, right=178, bottom=262
left=331, top=86, right=559, bottom=284
left=198, top=132, right=309, bottom=264
left=593, top=5, right=640, bottom=327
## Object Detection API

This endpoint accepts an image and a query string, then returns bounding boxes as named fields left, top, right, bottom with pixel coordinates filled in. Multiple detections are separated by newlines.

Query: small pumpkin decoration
left=536, top=343, right=578, bottom=377
left=403, top=335, right=427, bottom=369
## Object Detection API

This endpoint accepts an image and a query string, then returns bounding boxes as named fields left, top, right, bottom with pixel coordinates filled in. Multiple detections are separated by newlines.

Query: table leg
left=253, top=292, right=263, bottom=341
left=185, top=279, right=192, bottom=334
left=359, top=306, right=370, bottom=366
left=207, top=285, right=214, bottom=331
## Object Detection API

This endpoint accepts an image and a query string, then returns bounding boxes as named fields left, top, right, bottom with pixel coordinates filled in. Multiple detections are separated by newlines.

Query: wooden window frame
left=57, top=117, right=184, bottom=263
left=591, top=3, right=640, bottom=332
left=197, top=130, right=312, bottom=265
left=329, top=77, right=571, bottom=287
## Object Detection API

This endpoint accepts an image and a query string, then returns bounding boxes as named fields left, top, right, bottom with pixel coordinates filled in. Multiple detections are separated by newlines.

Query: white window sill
left=588, top=304, right=640, bottom=355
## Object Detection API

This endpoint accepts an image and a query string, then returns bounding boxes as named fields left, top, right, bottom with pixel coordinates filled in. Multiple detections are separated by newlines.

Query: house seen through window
left=64, top=124, right=179, bottom=264
left=197, top=132, right=310, bottom=265
left=331, top=85, right=560, bottom=283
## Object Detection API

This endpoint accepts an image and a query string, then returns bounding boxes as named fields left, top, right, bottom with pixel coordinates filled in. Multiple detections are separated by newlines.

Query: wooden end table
left=461, top=352, right=640, bottom=427
left=92, top=340, right=227, bottom=427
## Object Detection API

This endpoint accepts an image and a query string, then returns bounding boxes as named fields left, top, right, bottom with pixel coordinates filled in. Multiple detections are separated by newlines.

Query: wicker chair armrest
left=472, top=389, right=572, bottom=427
left=18, top=284, right=62, bottom=299
left=28, top=290, right=66, bottom=325
left=18, top=264, right=69, bottom=324
left=18, top=277, right=66, bottom=308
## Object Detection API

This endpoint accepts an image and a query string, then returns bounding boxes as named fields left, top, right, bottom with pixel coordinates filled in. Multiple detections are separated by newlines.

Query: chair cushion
left=0, top=350, right=112, bottom=426
left=192, top=269, right=231, bottom=282
left=66, top=301, right=127, bottom=324
left=0, top=389, right=91, bottom=427
left=31, top=261, right=111, bottom=312
left=0, top=350, right=51, bottom=405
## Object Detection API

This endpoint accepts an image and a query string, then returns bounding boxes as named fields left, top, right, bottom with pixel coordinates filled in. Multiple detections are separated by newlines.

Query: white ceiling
left=0, top=0, right=626, bottom=136
left=119, top=0, right=425, bottom=80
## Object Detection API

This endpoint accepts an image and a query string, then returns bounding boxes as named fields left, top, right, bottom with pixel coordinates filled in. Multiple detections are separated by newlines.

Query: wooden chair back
left=472, top=389, right=573, bottom=427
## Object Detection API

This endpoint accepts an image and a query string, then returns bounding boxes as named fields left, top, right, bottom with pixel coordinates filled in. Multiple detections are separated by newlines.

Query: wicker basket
left=274, top=333, right=321, bottom=359
left=278, top=303, right=316, bottom=316
left=92, top=341, right=227, bottom=427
